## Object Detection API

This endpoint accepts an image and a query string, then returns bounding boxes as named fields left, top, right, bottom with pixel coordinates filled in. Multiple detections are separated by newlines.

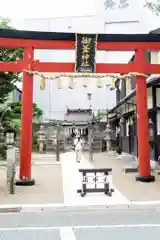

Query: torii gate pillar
left=16, top=47, right=35, bottom=186
left=135, top=49, right=155, bottom=182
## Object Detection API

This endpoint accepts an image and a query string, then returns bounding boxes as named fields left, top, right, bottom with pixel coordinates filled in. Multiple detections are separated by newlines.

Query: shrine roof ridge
left=0, top=29, right=160, bottom=42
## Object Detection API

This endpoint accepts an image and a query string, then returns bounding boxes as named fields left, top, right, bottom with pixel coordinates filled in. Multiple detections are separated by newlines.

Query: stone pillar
left=120, top=117, right=125, bottom=137
left=105, top=123, right=112, bottom=152
left=88, top=124, right=93, bottom=161
left=119, top=117, right=125, bottom=151
left=37, top=125, right=46, bottom=153
left=56, top=122, right=60, bottom=161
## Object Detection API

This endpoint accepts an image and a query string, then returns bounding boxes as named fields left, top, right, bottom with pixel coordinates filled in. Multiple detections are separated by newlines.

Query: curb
left=0, top=201, right=160, bottom=213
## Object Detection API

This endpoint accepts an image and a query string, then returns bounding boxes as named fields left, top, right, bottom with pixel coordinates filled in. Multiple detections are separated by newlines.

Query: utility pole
left=106, top=103, right=109, bottom=124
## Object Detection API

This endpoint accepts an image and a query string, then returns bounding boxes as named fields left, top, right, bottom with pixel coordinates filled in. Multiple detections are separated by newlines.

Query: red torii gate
left=0, top=29, right=160, bottom=185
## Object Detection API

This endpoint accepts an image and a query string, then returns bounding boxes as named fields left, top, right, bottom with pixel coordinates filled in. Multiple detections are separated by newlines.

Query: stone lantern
left=104, top=123, right=112, bottom=151
left=5, top=128, right=17, bottom=194
left=37, top=125, right=46, bottom=153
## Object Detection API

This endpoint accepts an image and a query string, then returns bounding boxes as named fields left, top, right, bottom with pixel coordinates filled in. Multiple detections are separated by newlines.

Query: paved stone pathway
left=0, top=151, right=160, bottom=207
left=0, top=161, right=64, bottom=205
left=88, top=152, right=160, bottom=202
left=61, top=151, right=129, bottom=206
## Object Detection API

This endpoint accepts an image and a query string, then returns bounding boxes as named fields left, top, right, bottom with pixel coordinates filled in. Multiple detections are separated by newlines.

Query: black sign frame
left=75, top=34, right=97, bottom=73
left=77, top=168, right=114, bottom=197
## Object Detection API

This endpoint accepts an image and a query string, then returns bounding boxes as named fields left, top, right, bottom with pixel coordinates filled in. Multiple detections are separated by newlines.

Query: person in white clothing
left=74, top=135, right=83, bottom=163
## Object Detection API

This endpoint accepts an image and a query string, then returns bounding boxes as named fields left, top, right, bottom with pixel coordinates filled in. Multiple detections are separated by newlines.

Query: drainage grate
left=0, top=207, right=22, bottom=213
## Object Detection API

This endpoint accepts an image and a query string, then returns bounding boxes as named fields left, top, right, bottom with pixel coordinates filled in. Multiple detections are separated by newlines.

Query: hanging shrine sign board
left=75, top=34, right=97, bottom=73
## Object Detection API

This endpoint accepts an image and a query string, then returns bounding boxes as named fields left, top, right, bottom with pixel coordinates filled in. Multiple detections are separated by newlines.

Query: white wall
left=147, top=88, right=153, bottom=109
left=100, top=0, right=160, bottom=32
left=23, top=15, right=104, bottom=33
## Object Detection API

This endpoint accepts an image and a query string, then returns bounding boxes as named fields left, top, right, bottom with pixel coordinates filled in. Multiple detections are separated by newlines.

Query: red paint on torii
left=0, top=30, right=159, bottom=184
left=0, top=61, right=160, bottom=74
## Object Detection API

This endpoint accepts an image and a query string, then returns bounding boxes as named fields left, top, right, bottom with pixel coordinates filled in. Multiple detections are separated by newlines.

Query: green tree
left=96, top=110, right=106, bottom=118
left=145, top=0, right=160, bottom=15
left=0, top=101, right=43, bottom=130
left=0, top=17, right=23, bottom=103
left=0, top=18, right=43, bottom=131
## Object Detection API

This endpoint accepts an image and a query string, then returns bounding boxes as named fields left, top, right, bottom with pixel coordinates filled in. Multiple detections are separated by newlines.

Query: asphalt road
left=0, top=205, right=160, bottom=239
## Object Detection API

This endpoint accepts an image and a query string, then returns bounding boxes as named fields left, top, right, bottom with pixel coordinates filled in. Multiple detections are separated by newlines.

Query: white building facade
left=22, top=0, right=160, bottom=121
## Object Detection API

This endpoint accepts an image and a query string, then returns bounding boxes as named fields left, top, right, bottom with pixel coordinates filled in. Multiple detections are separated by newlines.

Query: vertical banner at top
left=75, top=34, right=97, bottom=73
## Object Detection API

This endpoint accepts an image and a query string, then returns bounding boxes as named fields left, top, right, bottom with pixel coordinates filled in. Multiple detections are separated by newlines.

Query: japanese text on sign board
left=75, top=34, right=97, bottom=73
left=81, top=37, right=92, bottom=68
left=82, top=175, right=108, bottom=184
